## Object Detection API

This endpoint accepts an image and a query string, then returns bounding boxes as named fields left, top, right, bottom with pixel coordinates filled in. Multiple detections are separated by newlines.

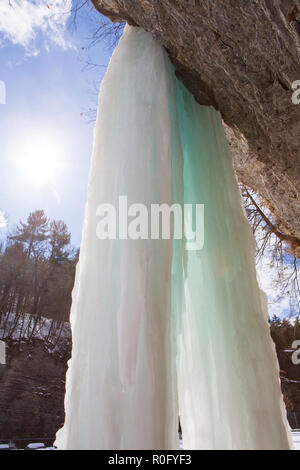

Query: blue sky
left=0, top=0, right=115, bottom=248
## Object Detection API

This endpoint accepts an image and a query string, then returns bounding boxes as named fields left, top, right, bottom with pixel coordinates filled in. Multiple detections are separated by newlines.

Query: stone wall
left=0, top=338, right=71, bottom=447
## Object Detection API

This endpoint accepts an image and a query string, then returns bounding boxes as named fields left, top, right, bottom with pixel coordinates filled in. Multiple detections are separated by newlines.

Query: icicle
left=55, top=26, right=179, bottom=450
left=56, top=25, right=292, bottom=450
left=173, top=80, right=292, bottom=450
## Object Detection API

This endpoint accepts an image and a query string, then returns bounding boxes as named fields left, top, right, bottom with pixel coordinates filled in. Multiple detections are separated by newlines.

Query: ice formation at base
left=55, top=26, right=292, bottom=450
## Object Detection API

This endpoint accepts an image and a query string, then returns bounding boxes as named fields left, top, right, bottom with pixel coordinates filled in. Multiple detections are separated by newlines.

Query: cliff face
left=0, top=339, right=70, bottom=446
left=91, top=0, right=300, bottom=256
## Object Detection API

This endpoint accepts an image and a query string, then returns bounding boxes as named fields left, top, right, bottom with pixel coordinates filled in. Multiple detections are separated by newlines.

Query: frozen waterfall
left=55, top=26, right=292, bottom=450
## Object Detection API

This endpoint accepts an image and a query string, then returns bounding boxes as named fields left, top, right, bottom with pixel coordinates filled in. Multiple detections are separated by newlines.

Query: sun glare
left=11, top=134, right=64, bottom=186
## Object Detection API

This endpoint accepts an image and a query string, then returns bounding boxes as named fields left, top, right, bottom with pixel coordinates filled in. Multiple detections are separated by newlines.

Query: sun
left=11, top=133, right=64, bottom=186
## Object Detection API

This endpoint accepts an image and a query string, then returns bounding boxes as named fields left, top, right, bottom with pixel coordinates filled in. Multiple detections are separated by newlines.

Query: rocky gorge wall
left=91, top=0, right=300, bottom=257
left=0, top=338, right=71, bottom=447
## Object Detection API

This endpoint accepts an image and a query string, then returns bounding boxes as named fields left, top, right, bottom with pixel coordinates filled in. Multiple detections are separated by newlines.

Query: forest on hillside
left=0, top=210, right=78, bottom=344
left=270, top=315, right=300, bottom=351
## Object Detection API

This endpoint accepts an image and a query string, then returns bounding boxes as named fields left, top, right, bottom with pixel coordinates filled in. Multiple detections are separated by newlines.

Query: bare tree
left=241, top=184, right=299, bottom=316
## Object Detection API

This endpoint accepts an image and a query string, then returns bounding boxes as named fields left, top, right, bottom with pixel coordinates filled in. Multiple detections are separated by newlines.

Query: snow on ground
left=0, top=312, right=71, bottom=354
left=1, top=432, right=299, bottom=450
left=178, top=432, right=300, bottom=450
left=293, top=431, right=300, bottom=450
left=25, top=442, right=45, bottom=450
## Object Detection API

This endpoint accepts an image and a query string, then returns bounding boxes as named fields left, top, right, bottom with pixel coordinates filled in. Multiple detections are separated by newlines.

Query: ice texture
left=55, top=26, right=178, bottom=450
left=56, top=26, right=292, bottom=450
left=172, top=79, right=292, bottom=450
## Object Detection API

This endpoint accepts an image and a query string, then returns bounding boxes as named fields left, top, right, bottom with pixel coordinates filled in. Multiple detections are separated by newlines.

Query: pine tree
left=10, top=210, right=49, bottom=258
left=48, top=220, right=71, bottom=264
left=0, top=209, right=78, bottom=338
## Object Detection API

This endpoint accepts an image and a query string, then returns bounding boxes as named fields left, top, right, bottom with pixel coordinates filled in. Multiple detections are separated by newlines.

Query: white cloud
left=257, top=263, right=290, bottom=317
left=0, top=0, right=73, bottom=51
left=0, top=212, right=7, bottom=229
